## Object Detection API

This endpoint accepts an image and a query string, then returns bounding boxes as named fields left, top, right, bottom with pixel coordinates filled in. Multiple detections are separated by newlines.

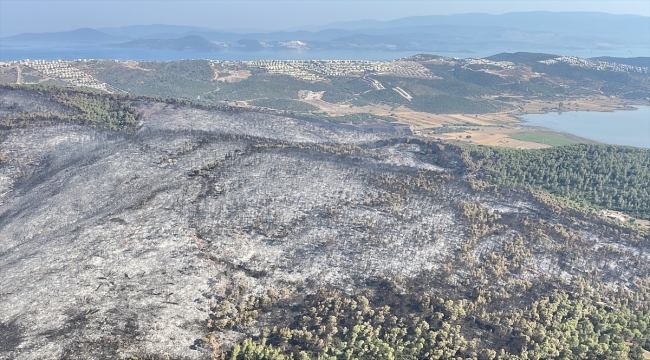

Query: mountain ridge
left=3, top=27, right=130, bottom=44
left=3, top=12, right=648, bottom=51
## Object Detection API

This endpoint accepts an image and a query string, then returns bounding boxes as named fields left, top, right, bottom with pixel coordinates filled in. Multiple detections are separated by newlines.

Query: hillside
left=0, top=85, right=649, bottom=359
left=3, top=53, right=647, bottom=111
left=1, top=52, right=647, bottom=150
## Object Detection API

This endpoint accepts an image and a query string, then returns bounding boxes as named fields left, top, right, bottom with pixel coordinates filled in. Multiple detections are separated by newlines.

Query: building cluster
left=381, top=61, right=434, bottom=78
left=19, top=60, right=125, bottom=93
left=242, top=60, right=329, bottom=81
left=211, top=60, right=433, bottom=82
left=539, top=56, right=648, bottom=74
left=461, top=58, right=516, bottom=69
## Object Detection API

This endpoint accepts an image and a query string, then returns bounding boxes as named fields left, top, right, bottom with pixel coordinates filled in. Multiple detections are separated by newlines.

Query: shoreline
left=414, top=102, right=649, bottom=149
left=512, top=102, right=649, bottom=123
left=513, top=103, right=645, bottom=117
left=511, top=104, right=650, bottom=149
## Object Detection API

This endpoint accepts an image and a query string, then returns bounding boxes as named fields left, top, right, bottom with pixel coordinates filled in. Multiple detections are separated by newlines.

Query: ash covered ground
left=0, top=92, right=648, bottom=359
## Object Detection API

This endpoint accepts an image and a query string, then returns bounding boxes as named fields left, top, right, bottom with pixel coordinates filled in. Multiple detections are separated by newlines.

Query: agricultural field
left=509, top=132, right=578, bottom=146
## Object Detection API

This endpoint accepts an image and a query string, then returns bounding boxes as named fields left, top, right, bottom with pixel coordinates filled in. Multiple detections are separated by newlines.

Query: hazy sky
left=1, top=0, right=649, bottom=36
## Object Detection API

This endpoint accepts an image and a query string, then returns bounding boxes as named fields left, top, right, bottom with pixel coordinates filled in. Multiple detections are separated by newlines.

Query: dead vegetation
left=0, top=88, right=648, bottom=359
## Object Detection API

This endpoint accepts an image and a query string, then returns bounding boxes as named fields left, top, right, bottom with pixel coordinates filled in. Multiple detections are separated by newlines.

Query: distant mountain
left=3, top=28, right=129, bottom=44
left=104, top=35, right=222, bottom=51
left=3, top=12, right=648, bottom=55
left=318, top=12, right=650, bottom=46
left=174, top=29, right=355, bottom=43
left=590, top=57, right=650, bottom=68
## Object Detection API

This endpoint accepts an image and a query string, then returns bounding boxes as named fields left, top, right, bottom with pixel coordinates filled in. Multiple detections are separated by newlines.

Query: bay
left=1, top=44, right=648, bottom=62
left=0, top=46, right=424, bottom=62
left=519, top=106, right=650, bottom=148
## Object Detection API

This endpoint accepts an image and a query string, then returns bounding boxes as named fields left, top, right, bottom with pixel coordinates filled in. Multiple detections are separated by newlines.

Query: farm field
left=509, top=132, right=578, bottom=146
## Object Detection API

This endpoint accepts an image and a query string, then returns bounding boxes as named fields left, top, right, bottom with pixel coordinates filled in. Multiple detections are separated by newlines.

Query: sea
left=1, top=44, right=648, bottom=62
left=519, top=106, right=650, bottom=149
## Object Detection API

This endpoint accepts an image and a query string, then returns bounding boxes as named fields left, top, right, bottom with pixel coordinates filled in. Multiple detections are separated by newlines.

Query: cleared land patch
left=435, top=126, right=550, bottom=149
left=215, top=69, right=251, bottom=83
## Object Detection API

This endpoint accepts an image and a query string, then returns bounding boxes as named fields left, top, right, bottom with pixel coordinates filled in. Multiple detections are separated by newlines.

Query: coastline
left=512, top=126, right=601, bottom=144
left=514, top=104, right=650, bottom=148
left=415, top=101, right=649, bottom=149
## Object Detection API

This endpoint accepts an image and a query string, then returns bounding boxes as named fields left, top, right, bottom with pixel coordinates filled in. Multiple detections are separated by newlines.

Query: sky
left=1, top=0, right=649, bottom=37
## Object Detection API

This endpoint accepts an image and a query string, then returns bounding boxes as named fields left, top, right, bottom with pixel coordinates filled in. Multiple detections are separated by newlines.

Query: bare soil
left=215, top=70, right=251, bottom=83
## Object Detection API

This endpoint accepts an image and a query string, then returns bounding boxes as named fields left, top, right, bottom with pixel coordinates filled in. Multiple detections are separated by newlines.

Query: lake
left=519, top=106, right=650, bottom=148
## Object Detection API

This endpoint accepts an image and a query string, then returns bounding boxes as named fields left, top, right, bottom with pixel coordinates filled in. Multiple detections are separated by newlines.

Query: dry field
left=303, top=99, right=516, bottom=127
left=301, top=98, right=549, bottom=148
left=395, top=110, right=520, bottom=128
left=433, top=126, right=551, bottom=149
left=302, top=94, right=648, bottom=149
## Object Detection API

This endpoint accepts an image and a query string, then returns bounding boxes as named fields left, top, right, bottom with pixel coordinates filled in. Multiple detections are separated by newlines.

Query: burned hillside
left=0, top=87, right=649, bottom=359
